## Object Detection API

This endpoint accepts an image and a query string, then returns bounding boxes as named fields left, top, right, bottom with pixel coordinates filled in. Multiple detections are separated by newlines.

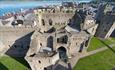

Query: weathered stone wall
left=0, top=26, right=35, bottom=57
left=95, top=14, right=115, bottom=38
left=25, top=56, right=52, bottom=70
left=86, top=24, right=98, bottom=35
left=23, top=8, right=91, bottom=70
left=34, top=8, right=76, bottom=31
left=69, top=31, right=89, bottom=54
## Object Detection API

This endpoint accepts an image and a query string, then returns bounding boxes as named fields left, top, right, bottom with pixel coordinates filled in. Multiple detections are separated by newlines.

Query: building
left=24, top=6, right=97, bottom=70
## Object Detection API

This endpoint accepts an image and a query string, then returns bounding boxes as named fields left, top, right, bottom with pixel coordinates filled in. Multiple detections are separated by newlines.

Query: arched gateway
left=57, top=46, right=68, bottom=62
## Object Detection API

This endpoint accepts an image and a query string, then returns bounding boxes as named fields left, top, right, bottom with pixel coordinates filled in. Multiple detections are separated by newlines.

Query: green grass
left=87, top=37, right=115, bottom=51
left=0, top=56, right=30, bottom=70
left=111, top=37, right=115, bottom=41
left=74, top=47, right=115, bottom=70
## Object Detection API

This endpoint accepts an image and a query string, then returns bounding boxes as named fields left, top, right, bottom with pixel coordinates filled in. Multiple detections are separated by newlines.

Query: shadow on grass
left=5, top=31, right=35, bottom=69
left=0, top=62, right=8, bottom=70
left=112, top=68, right=115, bottom=70
left=10, top=56, right=30, bottom=69
left=98, top=39, right=115, bottom=53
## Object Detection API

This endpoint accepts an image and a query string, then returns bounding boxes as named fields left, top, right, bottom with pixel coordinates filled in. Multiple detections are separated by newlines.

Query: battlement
left=34, top=7, right=76, bottom=14
left=0, top=26, right=37, bottom=32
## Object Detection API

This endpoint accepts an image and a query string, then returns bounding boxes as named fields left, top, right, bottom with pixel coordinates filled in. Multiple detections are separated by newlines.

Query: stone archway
left=57, top=46, right=68, bottom=62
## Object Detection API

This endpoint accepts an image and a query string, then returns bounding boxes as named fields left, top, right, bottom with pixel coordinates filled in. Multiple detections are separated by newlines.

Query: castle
left=0, top=2, right=114, bottom=70
left=25, top=5, right=99, bottom=70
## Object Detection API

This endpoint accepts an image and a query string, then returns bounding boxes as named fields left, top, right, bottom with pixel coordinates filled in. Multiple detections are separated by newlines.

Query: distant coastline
left=0, top=0, right=91, bottom=16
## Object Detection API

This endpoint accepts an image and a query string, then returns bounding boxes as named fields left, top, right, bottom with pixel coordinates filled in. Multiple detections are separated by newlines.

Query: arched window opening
left=79, top=43, right=84, bottom=53
left=38, top=60, right=41, bottom=64
left=53, top=9, right=55, bottom=13
left=42, top=19, right=45, bottom=26
left=49, top=19, right=53, bottom=26
left=40, top=43, right=42, bottom=46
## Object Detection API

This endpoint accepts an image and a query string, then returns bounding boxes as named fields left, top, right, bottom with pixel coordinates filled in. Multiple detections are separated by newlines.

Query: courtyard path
left=80, top=43, right=115, bottom=58
left=69, top=43, right=115, bottom=68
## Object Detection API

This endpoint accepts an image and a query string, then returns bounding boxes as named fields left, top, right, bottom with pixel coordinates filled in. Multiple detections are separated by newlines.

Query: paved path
left=80, top=43, right=115, bottom=58
left=69, top=43, right=115, bottom=68
left=108, top=38, right=115, bottom=42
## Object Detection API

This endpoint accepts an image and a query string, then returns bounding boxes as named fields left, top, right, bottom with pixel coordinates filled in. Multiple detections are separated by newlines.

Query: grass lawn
left=74, top=47, right=115, bottom=70
left=0, top=56, right=30, bottom=70
left=111, top=37, right=115, bottom=41
left=87, top=37, right=115, bottom=51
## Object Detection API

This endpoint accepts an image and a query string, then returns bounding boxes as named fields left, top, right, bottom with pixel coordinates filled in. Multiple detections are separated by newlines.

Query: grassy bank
left=74, top=47, right=115, bottom=70
left=87, top=37, right=115, bottom=51
left=0, top=56, right=30, bottom=70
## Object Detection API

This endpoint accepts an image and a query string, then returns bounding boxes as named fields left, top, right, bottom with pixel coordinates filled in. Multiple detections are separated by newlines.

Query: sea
left=0, top=0, right=91, bottom=16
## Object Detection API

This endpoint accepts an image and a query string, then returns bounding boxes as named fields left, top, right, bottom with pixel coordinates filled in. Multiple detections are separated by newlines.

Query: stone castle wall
left=34, top=8, right=77, bottom=31
left=95, top=14, right=115, bottom=38
left=0, top=26, right=35, bottom=57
